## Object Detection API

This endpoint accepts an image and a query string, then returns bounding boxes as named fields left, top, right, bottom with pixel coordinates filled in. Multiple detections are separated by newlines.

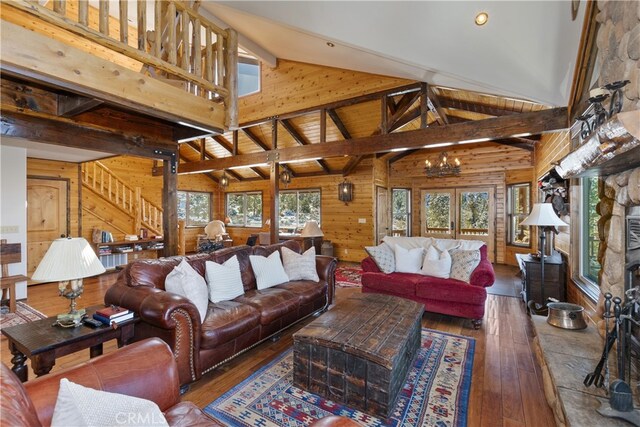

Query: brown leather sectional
left=0, top=338, right=222, bottom=426
left=105, top=240, right=337, bottom=387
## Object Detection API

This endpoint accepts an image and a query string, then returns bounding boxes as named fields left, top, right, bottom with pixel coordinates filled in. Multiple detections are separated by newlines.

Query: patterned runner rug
left=0, top=301, right=47, bottom=333
left=335, top=266, right=362, bottom=288
left=205, top=329, right=474, bottom=427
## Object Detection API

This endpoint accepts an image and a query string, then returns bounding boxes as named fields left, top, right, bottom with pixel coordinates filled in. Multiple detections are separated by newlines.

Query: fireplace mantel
left=555, top=111, right=640, bottom=179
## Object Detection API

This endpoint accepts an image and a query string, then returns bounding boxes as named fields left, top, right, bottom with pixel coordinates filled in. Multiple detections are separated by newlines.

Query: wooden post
left=177, top=219, right=186, bottom=255
left=52, top=0, right=64, bottom=15
left=205, top=31, right=213, bottom=84
left=137, top=0, right=147, bottom=51
left=269, top=162, right=280, bottom=245
left=420, top=82, right=428, bottom=129
left=78, top=0, right=88, bottom=26
left=119, top=0, right=128, bottom=44
left=192, top=19, right=202, bottom=80
left=233, top=130, right=238, bottom=155
left=163, top=158, right=178, bottom=256
left=272, top=118, right=278, bottom=149
left=225, top=28, right=238, bottom=129
left=381, top=94, right=388, bottom=134
left=320, top=109, right=326, bottom=143
left=180, top=10, right=190, bottom=70
left=154, top=0, right=162, bottom=58
left=134, top=187, right=142, bottom=234
left=99, top=0, right=109, bottom=36
left=167, top=2, right=177, bottom=65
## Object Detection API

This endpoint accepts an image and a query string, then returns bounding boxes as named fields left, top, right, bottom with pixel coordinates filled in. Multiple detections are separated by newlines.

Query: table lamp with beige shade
left=31, top=237, right=106, bottom=327
left=300, top=221, right=324, bottom=253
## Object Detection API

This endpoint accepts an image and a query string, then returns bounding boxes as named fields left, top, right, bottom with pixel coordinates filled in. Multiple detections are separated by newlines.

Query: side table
left=515, top=252, right=566, bottom=305
left=1, top=305, right=138, bottom=382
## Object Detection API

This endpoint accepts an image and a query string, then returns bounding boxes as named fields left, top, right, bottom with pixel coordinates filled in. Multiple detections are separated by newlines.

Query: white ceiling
left=1, top=137, right=113, bottom=163
left=203, top=1, right=587, bottom=107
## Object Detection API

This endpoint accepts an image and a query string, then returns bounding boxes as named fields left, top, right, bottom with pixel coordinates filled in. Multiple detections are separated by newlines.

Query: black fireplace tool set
left=584, top=289, right=640, bottom=425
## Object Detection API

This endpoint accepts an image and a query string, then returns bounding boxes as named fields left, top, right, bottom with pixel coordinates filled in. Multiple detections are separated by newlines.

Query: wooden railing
left=11, top=0, right=237, bottom=127
left=81, top=161, right=163, bottom=235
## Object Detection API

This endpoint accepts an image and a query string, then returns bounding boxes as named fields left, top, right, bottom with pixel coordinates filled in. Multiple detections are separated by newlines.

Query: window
left=278, top=190, right=321, bottom=234
left=581, top=176, right=601, bottom=283
left=507, top=183, right=531, bottom=246
left=238, top=56, right=260, bottom=97
left=392, top=189, right=411, bottom=236
left=177, top=191, right=211, bottom=227
left=226, top=192, right=262, bottom=227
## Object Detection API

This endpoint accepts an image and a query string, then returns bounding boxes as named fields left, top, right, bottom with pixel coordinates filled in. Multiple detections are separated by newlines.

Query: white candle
left=590, top=87, right=607, bottom=98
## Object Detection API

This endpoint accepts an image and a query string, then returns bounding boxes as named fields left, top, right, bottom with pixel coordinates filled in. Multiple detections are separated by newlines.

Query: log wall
left=390, top=143, right=534, bottom=264
left=221, top=158, right=376, bottom=262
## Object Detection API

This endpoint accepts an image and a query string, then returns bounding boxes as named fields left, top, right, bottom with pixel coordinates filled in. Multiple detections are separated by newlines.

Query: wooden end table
left=1, top=305, right=138, bottom=382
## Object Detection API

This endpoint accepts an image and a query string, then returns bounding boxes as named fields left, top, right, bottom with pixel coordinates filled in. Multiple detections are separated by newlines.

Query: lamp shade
left=300, top=221, right=324, bottom=237
left=31, top=237, right=106, bottom=282
left=520, top=203, right=568, bottom=227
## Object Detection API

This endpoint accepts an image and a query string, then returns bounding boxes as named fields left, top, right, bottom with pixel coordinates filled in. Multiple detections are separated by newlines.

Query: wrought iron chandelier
left=280, top=165, right=292, bottom=187
left=424, top=152, right=461, bottom=178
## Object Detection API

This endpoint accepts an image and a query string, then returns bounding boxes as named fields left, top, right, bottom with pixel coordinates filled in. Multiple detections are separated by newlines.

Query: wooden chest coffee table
left=293, top=293, right=424, bottom=418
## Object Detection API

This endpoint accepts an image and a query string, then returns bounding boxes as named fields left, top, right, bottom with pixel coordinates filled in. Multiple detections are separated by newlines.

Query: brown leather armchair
left=0, top=338, right=220, bottom=426
left=105, top=240, right=337, bottom=387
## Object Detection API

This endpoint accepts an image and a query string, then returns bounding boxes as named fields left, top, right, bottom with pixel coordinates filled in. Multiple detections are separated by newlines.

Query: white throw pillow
left=205, top=255, right=245, bottom=303
left=449, top=249, right=481, bottom=283
left=282, top=246, right=319, bottom=282
left=394, top=245, right=423, bottom=274
left=249, top=251, right=290, bottom=290
left=165, top=259, right=209, bottom=323
left=51, top=378, right=169, bottom=427
left=420, top=245, right=452, bottom=278
left=364, top=243, right=395, bottom=274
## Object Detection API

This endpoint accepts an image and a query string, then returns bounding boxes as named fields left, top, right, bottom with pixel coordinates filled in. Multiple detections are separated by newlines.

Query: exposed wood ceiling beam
left=492, top=138, right=535, bottom=152
left=327, top=108, right=352, bottom=140
left=1, top=106, right=177, bottom=159
left=242, top=128, right=271, bottom=151
left=57, top=94, right=103, bottom=117
left=212, top=135, right=268, bottom=179
left=184, top=140, right=243, bottom=181
left=427, top=86, right=449, bottom=125
left=179, top=107, right=568, bottom=173
left=280, top=119, right=331, bottom=173
left=438, top=97, right=521, bottom=117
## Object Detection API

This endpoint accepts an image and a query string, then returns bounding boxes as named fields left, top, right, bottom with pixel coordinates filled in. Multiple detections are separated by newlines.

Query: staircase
left=81, top=161, right=163, bottom=237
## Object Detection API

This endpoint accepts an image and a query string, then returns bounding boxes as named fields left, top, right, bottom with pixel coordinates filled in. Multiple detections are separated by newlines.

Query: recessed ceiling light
left=475, top=12, right=489, bottom=26
left=326, top=42, right=335, bottom=47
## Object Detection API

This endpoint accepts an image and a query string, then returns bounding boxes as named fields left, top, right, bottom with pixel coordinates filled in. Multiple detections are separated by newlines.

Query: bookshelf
left=92, top=239, right=164, bottom=270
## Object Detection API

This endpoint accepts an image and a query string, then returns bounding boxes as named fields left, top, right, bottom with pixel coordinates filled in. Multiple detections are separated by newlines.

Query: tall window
left=226, top=192, right=262, bottom=227
left=177, top=191, right=211, bottom=227
left=279, top=190, right=321, bottom=234
left=507, top=183, right=531, bottom=246
left=238, top=56, right=260, bottom=97
left=392, top=189, right=411, bottom=236
left=581, top=177, right=601, bottom=283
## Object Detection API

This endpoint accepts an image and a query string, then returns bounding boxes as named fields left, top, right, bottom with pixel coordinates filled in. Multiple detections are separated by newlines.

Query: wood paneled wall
left=238, top=60, right=411, bottom=123
left=27, top=158, right=81, bottom=237
left=221, top=159, right=376, bottom=262
left=78, top=156, right=218, bottom=252
left=534, top=131, right=570, bottom=182
left=390, top=143, right=534, bottom=264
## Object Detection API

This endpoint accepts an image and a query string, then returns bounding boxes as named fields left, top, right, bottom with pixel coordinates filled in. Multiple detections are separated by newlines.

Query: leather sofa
left=105, top=240, right=337, bottom=387
left=361, top=243, right=494, bottom=328
left=0, top=338, right=221, bottom=426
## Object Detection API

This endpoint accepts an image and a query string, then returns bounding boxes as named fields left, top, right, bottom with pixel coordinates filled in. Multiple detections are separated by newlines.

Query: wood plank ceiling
left=178, top=83, right=549, bottom=184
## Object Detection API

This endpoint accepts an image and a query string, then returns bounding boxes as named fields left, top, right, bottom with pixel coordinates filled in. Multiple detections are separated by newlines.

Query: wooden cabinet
left=516, top=252, right=566, bottom=305
left=93, top=239, right=164, bottom=270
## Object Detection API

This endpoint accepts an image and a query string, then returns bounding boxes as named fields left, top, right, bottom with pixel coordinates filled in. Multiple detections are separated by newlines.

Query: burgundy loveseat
left=105, top=240, right=336, bottom=387
left=361, top=244, right=494, bottom=328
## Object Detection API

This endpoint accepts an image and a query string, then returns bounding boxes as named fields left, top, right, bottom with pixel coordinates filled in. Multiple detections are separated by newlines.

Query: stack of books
left=93, top=305, right=134, bottom=325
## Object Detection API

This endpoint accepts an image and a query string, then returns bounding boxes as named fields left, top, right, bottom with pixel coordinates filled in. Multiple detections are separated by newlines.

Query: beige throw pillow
left=449, top=249, right=481, bottom=283
left=282, top=246, right=319, bottom=281
left=364, top=243, right=395, bottom=274
left=249, top=251, right=290, bottom=290
left=51, top=379, right=169, bottom=427
left=421, top=245, right=452, bottom=278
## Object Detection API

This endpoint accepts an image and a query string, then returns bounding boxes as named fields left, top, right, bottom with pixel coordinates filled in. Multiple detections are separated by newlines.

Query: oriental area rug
left=335, top=266, right=363, bottom=288
left=205, top=329, right=474, bottom=427
left=0, top=301, right=47, bottom=332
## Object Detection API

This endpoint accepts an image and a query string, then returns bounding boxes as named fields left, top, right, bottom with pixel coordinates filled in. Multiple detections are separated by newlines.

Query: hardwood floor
left=1, top=265, right=555, bottom=427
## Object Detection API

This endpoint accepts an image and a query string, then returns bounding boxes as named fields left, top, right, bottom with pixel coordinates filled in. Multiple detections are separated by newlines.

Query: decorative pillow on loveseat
left=165, top=259, right=209, bottom=323
left=421, top=245, right=451, bottom=278
left=281, top=246, right=319, bottom=281
left=51, top=378, right=169, bottom=427
left=395, top=245, right=423, bottom=273
left=364, top=243, right=395, bottom=274
left=449, top=248, right=481, bottom=283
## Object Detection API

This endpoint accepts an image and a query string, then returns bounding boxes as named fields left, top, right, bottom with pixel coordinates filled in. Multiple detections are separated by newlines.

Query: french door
left=420, top=187, right=495, bottom=261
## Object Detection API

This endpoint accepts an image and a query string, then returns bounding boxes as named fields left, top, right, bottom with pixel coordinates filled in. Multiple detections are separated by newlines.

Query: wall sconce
left=280, top=165, right=292, bottom=188
left=338, top=179, right=353, bottom=204
left=220, top=171, right=229, bottom=190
